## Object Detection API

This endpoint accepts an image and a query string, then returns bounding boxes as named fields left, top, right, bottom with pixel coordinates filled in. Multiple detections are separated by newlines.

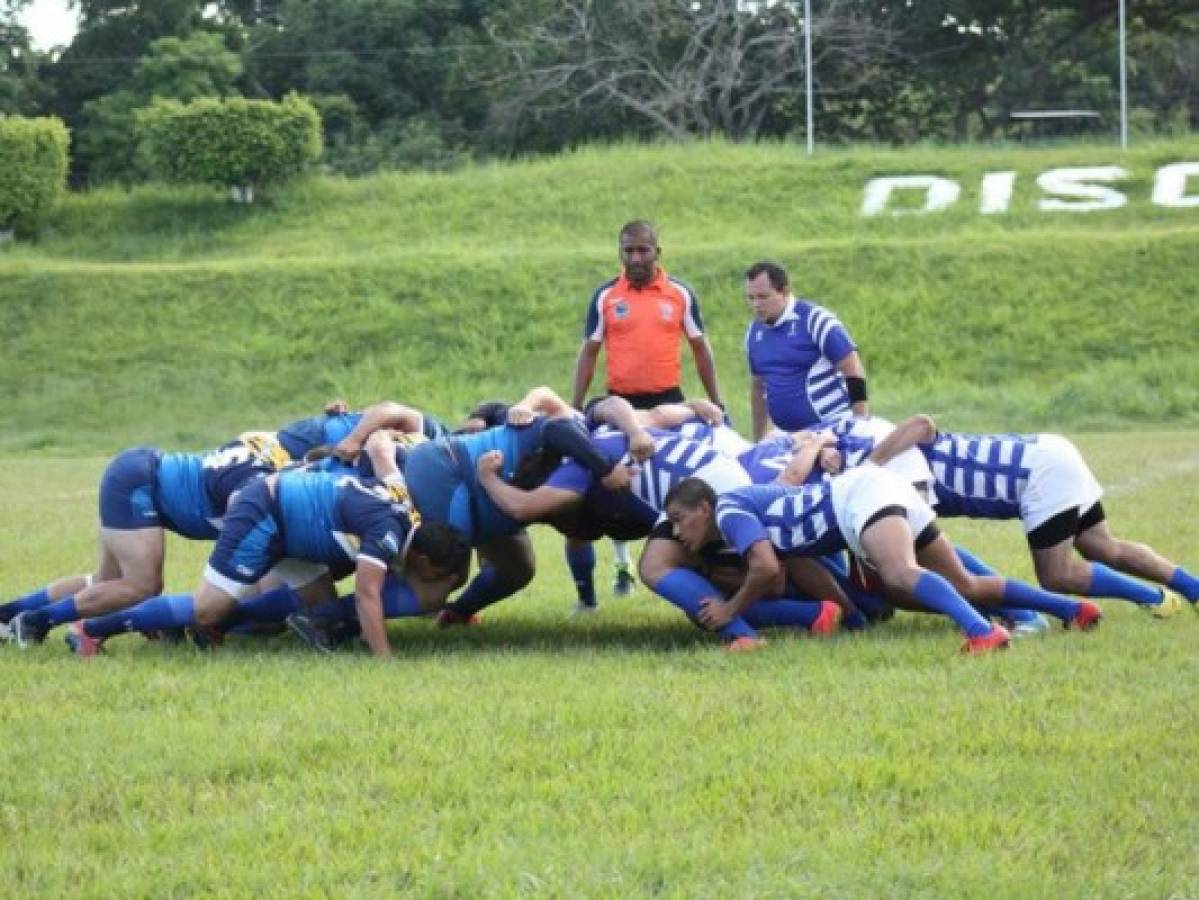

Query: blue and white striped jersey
left=547, top=428, right=747, bottom=512
left=745, top=298, right=857, bottom=430
left=715, top=483, right=846, bottom=558
left=920, top=432, right=1036, bottom=519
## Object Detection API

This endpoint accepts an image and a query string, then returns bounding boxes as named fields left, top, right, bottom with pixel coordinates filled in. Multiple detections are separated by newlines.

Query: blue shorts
left=404, top=441, right=476, bottom=543
left=99, top=447, right=162, bottom=530
left=204, top=478, right=285, bottom=597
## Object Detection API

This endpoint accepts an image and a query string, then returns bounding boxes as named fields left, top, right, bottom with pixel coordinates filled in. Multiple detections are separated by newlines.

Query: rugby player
left=3, top=432, right=287, bottom=647
left=66, top=431, right=470, bottom=657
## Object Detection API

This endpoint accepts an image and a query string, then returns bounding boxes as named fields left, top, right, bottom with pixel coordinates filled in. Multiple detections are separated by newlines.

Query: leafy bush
left=137, top=94, right=322, bottom=198
left=0, top=115, right=69, bottom=234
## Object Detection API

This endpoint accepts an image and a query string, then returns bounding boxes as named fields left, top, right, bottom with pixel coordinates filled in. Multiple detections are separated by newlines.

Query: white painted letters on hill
left=861, top=162, right=1199, bottom=216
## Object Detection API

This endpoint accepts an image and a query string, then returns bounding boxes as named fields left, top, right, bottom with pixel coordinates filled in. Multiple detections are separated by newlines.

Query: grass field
left=2, top=138, right=1198, bottom=895
left=3, top=431, right=1198, bottom=896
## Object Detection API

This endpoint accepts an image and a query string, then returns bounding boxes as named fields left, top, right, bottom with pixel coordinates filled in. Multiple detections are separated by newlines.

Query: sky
left=19, top=0, right=79, bottom=51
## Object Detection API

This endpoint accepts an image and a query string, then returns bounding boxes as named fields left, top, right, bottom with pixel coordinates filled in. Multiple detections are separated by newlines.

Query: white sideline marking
left=1103, top=453, right=1199, bottom=498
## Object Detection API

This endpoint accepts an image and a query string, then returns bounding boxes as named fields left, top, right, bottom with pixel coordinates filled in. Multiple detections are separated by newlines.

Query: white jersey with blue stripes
left=922, top=432, right=1036, bottom=519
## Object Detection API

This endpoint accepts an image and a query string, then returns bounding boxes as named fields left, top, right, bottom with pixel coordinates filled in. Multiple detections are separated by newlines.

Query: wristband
left=846, top=377, right=868, bottom=404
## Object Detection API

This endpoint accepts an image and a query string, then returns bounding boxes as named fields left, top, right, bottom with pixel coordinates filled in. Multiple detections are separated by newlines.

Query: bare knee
left=877, top=562, right=923, bottom=596
left=638, top=539, right=686, bottom=588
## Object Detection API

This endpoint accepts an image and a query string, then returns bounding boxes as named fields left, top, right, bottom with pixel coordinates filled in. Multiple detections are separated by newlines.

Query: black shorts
left=1026, top=502, right=1106, bottom=551
left=611, top=387, right=685, bottom=410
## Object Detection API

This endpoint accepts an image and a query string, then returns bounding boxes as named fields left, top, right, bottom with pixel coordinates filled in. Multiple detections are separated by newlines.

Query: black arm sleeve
left=541, top=418, right=615, bottom=480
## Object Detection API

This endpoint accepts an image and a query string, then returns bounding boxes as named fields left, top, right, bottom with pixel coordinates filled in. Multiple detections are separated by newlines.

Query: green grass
left=1, top=137, right=1198, bottom=454
left=3, top=432, right=1198, bottom=896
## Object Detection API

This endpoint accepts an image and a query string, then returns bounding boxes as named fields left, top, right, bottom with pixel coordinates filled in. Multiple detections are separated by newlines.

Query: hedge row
left=0, top=96, right=322, bottom=231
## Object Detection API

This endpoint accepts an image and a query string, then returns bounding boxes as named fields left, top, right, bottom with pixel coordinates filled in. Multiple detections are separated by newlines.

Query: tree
left=0, top=2, right=50, bottom=116
left=481, top=0, right=906, bottom=148
left=75, top=30, right=242, bottom=183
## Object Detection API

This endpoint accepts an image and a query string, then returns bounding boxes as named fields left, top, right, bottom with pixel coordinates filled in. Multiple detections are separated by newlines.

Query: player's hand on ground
left=600, top=462, right=636, bottom=492
left=698, top=597, right=735, bottom=630
left=476, top=450, right=504, bottom=477
left=628, top=427, right=656, bottom=462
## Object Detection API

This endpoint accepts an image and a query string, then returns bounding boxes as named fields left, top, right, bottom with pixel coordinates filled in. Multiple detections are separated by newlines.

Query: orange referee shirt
left=582, top=268, right=706, bottom=395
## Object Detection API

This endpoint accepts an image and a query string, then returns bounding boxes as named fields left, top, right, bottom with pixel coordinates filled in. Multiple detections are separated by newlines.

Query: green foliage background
left=137, top=94, right=322, bottom=190
left=1, top=138, right=1196, bottom=453
left=0, top=115, right=68, bottom=231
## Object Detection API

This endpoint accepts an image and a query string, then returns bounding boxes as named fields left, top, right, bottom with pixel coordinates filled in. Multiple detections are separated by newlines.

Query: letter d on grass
left=861, top=176, right=961, bottom=217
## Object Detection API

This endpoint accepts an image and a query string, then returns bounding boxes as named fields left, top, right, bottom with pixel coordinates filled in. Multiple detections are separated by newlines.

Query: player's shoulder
left=588, top=277, right=620, bottom=304
left=663, top=274, right=699, bottom=301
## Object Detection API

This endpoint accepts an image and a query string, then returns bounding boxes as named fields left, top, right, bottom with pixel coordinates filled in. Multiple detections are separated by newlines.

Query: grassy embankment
left=1, top=137, right=1197, bottom=453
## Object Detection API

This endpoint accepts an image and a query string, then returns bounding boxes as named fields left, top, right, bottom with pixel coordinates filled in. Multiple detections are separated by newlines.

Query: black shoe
left=187, top=626, right=224, bottom=650
left=326, top=617, right=362, bottom=646
left=286, top=613, right=336, bottom=654
left=11, top=611, right=50, bottom=648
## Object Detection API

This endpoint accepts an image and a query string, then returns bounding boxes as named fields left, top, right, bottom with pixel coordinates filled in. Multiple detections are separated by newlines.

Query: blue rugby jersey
left=275, top=413, right=365, bottom=461
left=154, top=438, right=279, bottom=539
left=275, top=470, right=416, bottom=574
left=736, top=435, right=802, bottom=485
left=745, top=298, right=857, bottom=430
left=715, top=483, right=846, bottom=558
left=276, top=410, right=449, bottom=462
left=920, top=432, right=1035, bottom=520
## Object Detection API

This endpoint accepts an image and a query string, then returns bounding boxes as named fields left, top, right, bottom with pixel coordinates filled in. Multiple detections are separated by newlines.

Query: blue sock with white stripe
left=1168, top=567, right=1199, bottom=603
left=912, top=572, right=993, bottom=637
left=1087, top=562, right=1162, bottom=606
left=653, top=569, right=756, bottom=640
left=84, top=593, right=195, bottom=639
left=743, top=598, right=822, bottom=629
left=566, top=543, right=597, bottom=607
left=0, top=587, right=52, bottom=623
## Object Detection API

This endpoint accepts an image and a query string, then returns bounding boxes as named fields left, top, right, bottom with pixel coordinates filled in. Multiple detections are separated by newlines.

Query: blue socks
left=84, top=593, right=196, bottom=639
left=0, top=587, right=51, bottom=623
left=743, top=598, right=822, bottom=630
left=912, top=572, right=993, bottom=637
left=955, top=545, right=998, bottom=576
left=653, top=569, right=756, bottom=640
left=221, top=586, right=302, bottom=630
left=447, top=565, right=521, bottom=617
left=566, top=543, right=597, bottom=608
left=22, top=597, right=80, bottom=631
left=1087, top=562, right=1162, bottom=606
left=999, top=579, right=1079, bottom=623
left=1168, top=567, right=1199, bottom=603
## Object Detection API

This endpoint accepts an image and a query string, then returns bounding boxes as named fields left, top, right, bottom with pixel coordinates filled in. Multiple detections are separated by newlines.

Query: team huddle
left=2, top=221, right=1196, bottom=658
